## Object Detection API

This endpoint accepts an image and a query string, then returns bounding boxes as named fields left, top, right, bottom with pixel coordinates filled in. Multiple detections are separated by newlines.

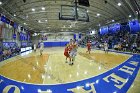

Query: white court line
left=43, top=55, right=51, bottom=84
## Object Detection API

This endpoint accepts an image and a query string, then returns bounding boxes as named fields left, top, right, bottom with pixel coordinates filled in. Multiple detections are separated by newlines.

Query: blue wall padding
left=43, top=42, right=69, bottom=47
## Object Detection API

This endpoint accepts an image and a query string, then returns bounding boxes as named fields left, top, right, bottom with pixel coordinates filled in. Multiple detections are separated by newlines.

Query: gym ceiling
left=0, top=0, right=139, bottom=33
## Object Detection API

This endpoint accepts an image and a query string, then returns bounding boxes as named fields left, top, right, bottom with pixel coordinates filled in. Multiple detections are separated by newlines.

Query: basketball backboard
left=59, top=5, right=89, bottom=22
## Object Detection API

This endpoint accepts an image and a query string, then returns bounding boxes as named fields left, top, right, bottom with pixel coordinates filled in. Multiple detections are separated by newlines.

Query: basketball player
left=86, top=41, right=92, bottom=54
left=40, top=41, right=44, bottom=56
left=64, top=44, right=70, bottom=63
left=34, top=43, right=36, bottom=52
left=104, top=41, right=108, bottom=53
left=132, top=43, right=137, bottom=53
left=69, top=40, right=78, bottom=65
left=67, top=39, right=72, bottom=64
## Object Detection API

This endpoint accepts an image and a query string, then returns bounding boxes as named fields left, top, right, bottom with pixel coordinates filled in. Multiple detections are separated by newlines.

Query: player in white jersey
left=104, top=42, right=108, bottom=53
left=40, top=41, right=44, bottom=56
left=34, top=44, right=36, bottom=52
left=69, top=40, right=78, bottom=65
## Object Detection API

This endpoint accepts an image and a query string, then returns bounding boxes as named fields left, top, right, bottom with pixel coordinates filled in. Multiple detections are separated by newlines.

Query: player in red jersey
left=64, top=44, right=70, bottom=63
left=68, top=39, right=73, bottom=51
left=86, top=41, right=92, bottom=54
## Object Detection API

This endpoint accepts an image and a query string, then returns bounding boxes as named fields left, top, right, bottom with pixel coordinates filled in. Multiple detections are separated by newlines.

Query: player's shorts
left=104, top=47, right=108, bottom=51
left=64, top=52, right=69, bottom=57
left=88, top=47, right=91, bottom=51
left=69, top=51, right=77, bottom=58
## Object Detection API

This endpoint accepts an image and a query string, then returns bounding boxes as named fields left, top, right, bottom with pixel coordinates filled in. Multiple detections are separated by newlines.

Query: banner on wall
left=109, top=23, right=120, bottom=34
left=129, top=19, right=140, bottom=34
left=1, top=16, right=10, bottom=24
left=99, top=26, right=108, bottom=35
left=3, top=42, right=16, bottom=48
left=20, top=32, right=28, bottom=41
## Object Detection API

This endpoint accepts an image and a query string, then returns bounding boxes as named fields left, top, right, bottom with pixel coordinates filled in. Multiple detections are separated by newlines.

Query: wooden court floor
left=0, top=47, right=139, bottom=93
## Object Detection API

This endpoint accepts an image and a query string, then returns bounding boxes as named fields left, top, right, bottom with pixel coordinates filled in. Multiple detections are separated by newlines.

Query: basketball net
left=70, top=21, right=78, bottom=27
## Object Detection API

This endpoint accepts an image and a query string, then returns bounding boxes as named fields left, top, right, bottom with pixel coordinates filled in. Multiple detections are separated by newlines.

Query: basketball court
left=0, top=48, right=140, bottom=93
left=0, top=0, right=140, bottom=93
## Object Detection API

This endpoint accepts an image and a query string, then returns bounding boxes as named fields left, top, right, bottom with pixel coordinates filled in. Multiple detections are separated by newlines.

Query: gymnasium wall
left=0, top=14, right=32, bottom=49
left=31, top=32, right=82, bottom=47
left=41, top=32, right=74, bottom=41
left=2, top=25, right=14, bottom=41
left=1, top=22, right=22, bottom=47
left=43, top=33, right=74, bottom=47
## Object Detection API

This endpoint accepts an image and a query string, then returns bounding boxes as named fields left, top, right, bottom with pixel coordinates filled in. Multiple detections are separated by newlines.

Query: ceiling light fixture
left=38, top=20, right=41, bottom=23
left=129, top=15, right=132, bottom=18
left=42, top=7, right=45, bottom=11
left=14, top=14, right=16, bottom=17
left=112, top=20, right=115, bottom=22
left=97, top=13, right=101, bottom=16
left=136, top=11, right=138, bottom=14
left=32, top=8, right=35, bottom=12
left=0, top=1, right=2, bottom=5
left=26, top=15, right=29, bottom=18
left=118, top=3, right=121, bottom=6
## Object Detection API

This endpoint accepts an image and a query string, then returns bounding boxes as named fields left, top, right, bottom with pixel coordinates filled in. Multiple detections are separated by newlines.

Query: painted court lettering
left=3, top=85, right=20, bottom=93
left=67, top=82, right=96, bottom=93
left=119, top=65, right=135, bottom=75
left=129, top=61, right=138, bottom=67
left=103, top=73, right=126, bottom=89
left=103, top=61, right=139, bottom=89
left=119, top=61, right=138, bottom=75
left=0, top=79, right=4, bottom=83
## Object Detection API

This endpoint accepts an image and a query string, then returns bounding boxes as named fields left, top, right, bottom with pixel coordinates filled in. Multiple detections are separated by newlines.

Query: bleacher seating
left=79, top=30, right=140, bottom=53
